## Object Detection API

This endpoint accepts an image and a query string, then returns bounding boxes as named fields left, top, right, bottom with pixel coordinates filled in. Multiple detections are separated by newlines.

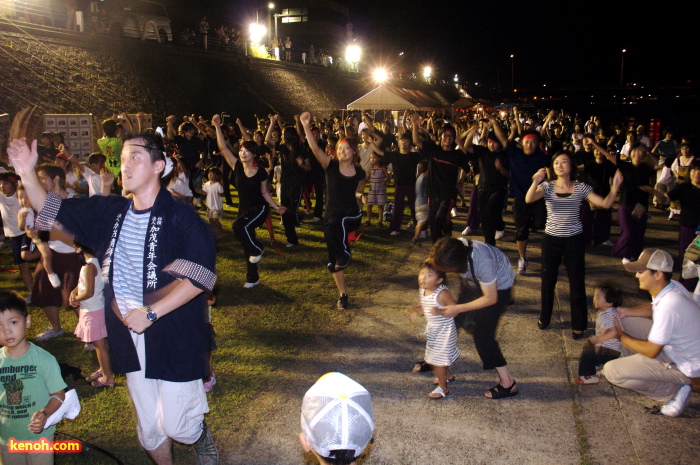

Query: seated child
left=576, top=283, right=623, bottom=384
left=409, top=262, right=460, bottom=399
left=0, top=291, right=67, bottom=463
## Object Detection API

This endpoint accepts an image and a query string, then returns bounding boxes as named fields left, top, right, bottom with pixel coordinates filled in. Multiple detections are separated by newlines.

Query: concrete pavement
left=226, top=205, right=699, bottom=465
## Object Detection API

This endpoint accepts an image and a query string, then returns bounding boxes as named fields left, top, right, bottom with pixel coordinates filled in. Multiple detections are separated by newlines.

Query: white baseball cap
left=300, top=372, right=374, bottom=460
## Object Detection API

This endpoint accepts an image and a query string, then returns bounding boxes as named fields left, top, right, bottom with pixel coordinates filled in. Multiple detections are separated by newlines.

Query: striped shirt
left=539, top=181, right=593, bottom=237
left=112, top=204, right=151, bottom=316
left=458, top=239, right=515, bottom=290
left=595, top=307, right=622, bottom=352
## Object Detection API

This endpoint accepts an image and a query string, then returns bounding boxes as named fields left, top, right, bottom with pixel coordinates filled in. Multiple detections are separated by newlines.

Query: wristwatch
left=145, top=305, right=158, bottom=322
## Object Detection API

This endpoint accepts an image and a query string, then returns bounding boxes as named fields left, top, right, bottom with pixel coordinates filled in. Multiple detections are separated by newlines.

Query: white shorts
left=126, top=332, right=209, bottom=450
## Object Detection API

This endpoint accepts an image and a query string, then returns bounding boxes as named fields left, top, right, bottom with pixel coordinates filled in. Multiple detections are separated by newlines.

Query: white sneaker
left=390, top=230, right=400, bottom=236
left=495, top=230, right=505, bottom=240
left=419, top=231, right=427, bottom=239
left=285, top=243, right=296, bottom=248
left=243, top=281, right=260, bottom=289
left=462, top=226, right=472, bottom=236
left=48, top=273, right=62, bottom=288
left=83, top=343, right=95, bottom=351
left=660, top=384, right=692, bottom=417
left=602, top=240, right=615, bottom=246
left=25, top=292, right=32, bottom=305
left=517, top=257, right=528, bottom=275
left=668, top=211, right=675, bottom=220
left=0, top=241, right=7, bottom=250
left=451, top=208, right=458, bottom=217
left=311, top=217, right=322, bottom=223
left=622, top=258, right=632, bottom=265
left=249, top=251, right=264, bottom=263
left=34, top=327, right=65, bottom=341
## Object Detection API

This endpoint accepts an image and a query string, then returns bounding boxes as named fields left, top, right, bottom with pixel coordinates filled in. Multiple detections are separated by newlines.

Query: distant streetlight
left=249, top=23, right=266, bottom=44
left=620, top=48, right=626, bottom=86
left=510, top=54, right=514, bottom=91
left=346, top=45, right=361, bottom=71
left=346, top=45, right=361, bottom=62
left=266, top=4, right=274, bottom=45
left=423, top=66, right=431, bottom=83
left=373, top=68, right=388, bottom=83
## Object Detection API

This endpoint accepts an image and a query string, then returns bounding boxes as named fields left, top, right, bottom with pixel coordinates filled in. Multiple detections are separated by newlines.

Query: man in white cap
left=604, top=248, right=700, bottom=416
left=300, top=372, right=375, bottom=465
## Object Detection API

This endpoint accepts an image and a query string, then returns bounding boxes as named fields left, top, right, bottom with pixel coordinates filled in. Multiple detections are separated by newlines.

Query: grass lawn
left=0, top=186, right=415, bottom=463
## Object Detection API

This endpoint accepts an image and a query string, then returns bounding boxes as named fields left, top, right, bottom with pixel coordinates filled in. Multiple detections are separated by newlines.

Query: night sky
left=164, top=0, right=696, bottom=90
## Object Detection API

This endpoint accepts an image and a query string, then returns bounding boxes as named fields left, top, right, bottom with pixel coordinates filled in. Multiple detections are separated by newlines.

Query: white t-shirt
left=649, top=281, right=700, bottom=377
left=203, top=181, right=223, bottom=211
left=0, top=192, right=23, bottom=237
left=168, top=174, right=193, bottom=199
left=82, top=166, right=103, bottom=197
left=78, top=257, right=105, bottom=312
left=65, top=171, right=79, bottom=195
left=357, top=143, right=373, bottom=173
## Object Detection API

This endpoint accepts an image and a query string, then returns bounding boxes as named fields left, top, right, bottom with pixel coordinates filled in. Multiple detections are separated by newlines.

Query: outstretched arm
left=525, top=168, right=547, bottom=203
left=590, top=139, right=617, bottom=165
left=212, top=114, right=238, bottom=169
left=236, top=118, right=253, bottom=141
left=488, top=115, right=508, bottom=149
left=300, top=112, right=330, bottom=170
left=264, top=115, right=278, bottom=146
left=7, top=138, right=46, bottom=213
left=587, top=170, right=623, bottom=209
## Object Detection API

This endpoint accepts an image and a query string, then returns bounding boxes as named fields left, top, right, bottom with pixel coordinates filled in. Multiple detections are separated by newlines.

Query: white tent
left=347, top=85, right=442, bottom=111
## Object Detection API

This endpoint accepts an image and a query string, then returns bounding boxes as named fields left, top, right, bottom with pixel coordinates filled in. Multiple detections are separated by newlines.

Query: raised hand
left=7, top=138, right=38, bottom=176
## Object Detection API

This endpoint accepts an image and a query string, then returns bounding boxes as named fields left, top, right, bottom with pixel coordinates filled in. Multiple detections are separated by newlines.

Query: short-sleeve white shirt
left=649, top=280, right=700, bottom=377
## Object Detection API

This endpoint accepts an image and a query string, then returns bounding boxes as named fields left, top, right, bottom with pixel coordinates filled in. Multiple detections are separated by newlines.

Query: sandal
left=86, top=370, right=103, bottom=383
left=91, top=377, right=115, bottom=388
left=433, top=375, right=456, bottom=385
left=412, top=361, right=430, bottom=373
left=428, top=386, right=449, bottom=399
left=485, top=380, right=518, bottom=399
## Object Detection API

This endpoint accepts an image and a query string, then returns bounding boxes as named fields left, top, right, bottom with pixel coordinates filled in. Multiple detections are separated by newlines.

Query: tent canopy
left=347, top=85, right=442, bottom=111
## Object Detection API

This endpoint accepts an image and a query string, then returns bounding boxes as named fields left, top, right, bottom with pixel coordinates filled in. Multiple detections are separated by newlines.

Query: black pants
left=233, top=205, right=268, bottom=283
left=222, top=161, right=233, bottom=204
left=456, top=285, right=511, bottom=370
left=578, top=342, right=620, bottom=376
left=478, top=187, right=507, bottom=246
left=281, top=184, right=303, bottom=245
left=540, top=233, right=587, bottom=332
left=513, top=197, right=546, bottom=241
left=323, top=210, right=362, bottom=270
left=428, top=197, right=455, bottom=243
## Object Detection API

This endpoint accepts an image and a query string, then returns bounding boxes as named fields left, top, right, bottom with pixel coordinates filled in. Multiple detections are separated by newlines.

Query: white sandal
left=428, top=386, right=448, bottom=399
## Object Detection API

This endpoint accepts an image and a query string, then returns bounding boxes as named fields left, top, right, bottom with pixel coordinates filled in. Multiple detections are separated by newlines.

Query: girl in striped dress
left=409, top=262, right=460, bottom=399
left=364, top=153, right=389, bottom=226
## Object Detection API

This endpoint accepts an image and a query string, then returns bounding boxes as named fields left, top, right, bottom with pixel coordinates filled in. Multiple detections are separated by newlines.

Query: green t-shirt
left=97, top=137, right=123, bottom=176
left=0, top=343, right=67, bottom=444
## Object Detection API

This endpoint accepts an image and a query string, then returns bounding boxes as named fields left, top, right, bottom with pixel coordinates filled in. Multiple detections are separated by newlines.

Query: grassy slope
left=0, top=187, right=412, bottom=463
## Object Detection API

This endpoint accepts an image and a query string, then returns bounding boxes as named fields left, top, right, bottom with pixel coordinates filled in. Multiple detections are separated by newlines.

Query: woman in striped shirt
left=526, top=151, right=622, bottom=339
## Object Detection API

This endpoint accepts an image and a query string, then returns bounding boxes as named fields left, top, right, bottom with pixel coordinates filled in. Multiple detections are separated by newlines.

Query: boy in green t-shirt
left=0, top=291, right=67, bottom=464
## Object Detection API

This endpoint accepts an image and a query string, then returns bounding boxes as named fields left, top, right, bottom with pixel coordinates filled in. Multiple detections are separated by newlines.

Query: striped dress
left=420, top=284, right=460, bottom=367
